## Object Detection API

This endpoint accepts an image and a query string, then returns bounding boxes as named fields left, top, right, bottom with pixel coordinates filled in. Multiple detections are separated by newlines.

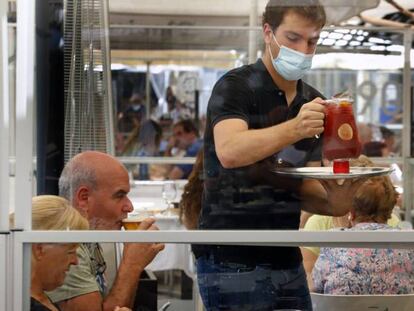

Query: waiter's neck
left=262, top=53, right=297, bottom=99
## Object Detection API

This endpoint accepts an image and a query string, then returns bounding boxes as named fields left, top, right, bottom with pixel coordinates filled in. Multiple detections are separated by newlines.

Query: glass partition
left=6, top=1, right=414, bottom=311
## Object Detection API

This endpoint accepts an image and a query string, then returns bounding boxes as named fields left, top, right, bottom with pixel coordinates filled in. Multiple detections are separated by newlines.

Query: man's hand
left=165, top=136, right=177, bottom=156
left=292, top=97, right=325, bottom=139
left=122, top=218, right=165, bottom=271
left=319, top=178, right=367, bottom=217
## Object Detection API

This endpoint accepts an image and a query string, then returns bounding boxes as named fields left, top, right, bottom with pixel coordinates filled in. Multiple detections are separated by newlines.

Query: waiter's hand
left=319, top=177, right=368, bottom=216
left=293, top=97, right=325, bottom=139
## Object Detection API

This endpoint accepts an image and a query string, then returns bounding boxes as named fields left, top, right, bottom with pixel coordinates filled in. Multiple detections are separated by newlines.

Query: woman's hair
left=353, top=176, right=397, bottom=223
left=262, top=0, right=326, bottom=29
left=350, top=155, right=397, bottom=223
left=349, top=154, right=374, bottom=168
left=179, top=149, right=204, bottom=229
left=10, top=195, right=89, bottom=230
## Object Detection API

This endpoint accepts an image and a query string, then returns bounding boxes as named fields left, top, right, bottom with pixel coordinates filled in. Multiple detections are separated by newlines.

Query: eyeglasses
left=88, top=243, right=107, bottom=276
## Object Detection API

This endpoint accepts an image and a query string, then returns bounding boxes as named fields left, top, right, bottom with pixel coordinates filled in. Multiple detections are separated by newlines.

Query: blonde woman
left=15, top=196, right=132, bottom=311
left=10, top=196, right=89, bottom=310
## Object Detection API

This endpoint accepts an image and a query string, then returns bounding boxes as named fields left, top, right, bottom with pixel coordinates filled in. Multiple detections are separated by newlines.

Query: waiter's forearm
left=214, top=119, right=301, bottom=168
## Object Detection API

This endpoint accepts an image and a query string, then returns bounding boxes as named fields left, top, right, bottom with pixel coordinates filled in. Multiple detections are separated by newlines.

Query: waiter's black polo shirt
left=193, top=59, right=324, bottom=269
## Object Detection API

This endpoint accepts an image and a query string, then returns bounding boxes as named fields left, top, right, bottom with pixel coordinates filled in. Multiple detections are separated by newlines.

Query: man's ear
left=74, top=186, right=90, bottom=217
left=263, top=23, right=274, bottom=45
left=32, top=244, right=45, bottom=261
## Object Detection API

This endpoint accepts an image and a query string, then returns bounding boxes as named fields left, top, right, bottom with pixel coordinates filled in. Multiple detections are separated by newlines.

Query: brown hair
left=179, top=150, right=203, bottom=229
left=353, top=176, right=397, bottom=224
left=174, top=119, right=199, bottom=137
left=262, top=0, right=326, bottom=30
left=349, top=155, right=397, bottom=223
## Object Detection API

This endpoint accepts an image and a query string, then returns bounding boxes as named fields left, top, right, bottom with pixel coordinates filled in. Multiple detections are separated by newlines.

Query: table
left=128, top=180, right=195, bottom=278
left=145, top=214, right=195, bottom=279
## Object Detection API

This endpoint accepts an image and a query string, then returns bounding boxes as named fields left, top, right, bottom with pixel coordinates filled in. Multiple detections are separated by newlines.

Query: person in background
left=15, top=195, right=88, bottom=311
left=166, top=119, right=203, bottom=180
left=312, top=174, right=414, bottom=295
left=301, top=155, right=400, bottom=290
left=166, top=86, right=177, bottom=113
left=179, top=149, right=204, bottom=229
left=193, top=0, right=366, bottom=309
left=47, top=151, right=164, bottom=311
left=357, top=122, right=373, bottom=146
left=121, top=119, right=163, bottom=180
left=362, top=141, right=390, bottom=157
left=380, top=126, right=398, bottom=156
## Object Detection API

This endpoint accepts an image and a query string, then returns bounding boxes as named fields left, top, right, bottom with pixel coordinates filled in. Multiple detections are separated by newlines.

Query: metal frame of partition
left=1, top=0, right=413, bottom=309
left=402, top=31, right=413, bottom=222
left=0, top=0, right=9, bottom=232
left=15, top=0, right=35, bottom=231
left=0, top=234, right=7, bottom=311
left=8, top=229, right=414, bottom=310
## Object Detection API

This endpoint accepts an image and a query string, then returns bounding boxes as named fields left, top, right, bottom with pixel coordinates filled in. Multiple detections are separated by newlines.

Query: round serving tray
left=271, top=166, right=393, bottom=179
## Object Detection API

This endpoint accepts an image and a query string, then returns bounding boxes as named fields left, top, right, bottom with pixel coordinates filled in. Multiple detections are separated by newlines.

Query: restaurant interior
left=1, top=0, right=414, bottom=310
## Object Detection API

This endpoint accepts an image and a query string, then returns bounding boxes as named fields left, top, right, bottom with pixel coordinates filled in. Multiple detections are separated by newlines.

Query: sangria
left=322, top=98, right=361, bottom=162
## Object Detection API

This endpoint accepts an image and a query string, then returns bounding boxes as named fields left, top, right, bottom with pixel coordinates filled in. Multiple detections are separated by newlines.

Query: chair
left=311, top=292, right=414, bottom=311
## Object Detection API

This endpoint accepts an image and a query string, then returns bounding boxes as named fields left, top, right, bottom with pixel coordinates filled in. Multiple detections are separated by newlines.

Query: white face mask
left=268, top=33, right=314, bottom=81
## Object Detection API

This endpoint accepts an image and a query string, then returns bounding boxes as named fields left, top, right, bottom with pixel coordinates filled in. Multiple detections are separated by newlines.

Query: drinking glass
left=162, top=181, right=177, bottom=215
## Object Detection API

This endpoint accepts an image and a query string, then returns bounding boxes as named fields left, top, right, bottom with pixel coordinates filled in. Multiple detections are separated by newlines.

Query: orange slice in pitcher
left=338, top=123, right=353, bottom=140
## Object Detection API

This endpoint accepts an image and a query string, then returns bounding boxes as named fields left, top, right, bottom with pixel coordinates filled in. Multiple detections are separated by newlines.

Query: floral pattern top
left=312, top=223, right=414, bottom=295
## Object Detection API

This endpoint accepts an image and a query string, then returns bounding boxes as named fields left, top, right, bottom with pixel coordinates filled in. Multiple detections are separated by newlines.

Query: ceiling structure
left=107, top=0, right=413, bottom=66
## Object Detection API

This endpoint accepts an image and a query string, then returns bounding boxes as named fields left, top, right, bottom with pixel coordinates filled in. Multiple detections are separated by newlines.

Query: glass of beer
left=122, top=211, right=149, bottom=230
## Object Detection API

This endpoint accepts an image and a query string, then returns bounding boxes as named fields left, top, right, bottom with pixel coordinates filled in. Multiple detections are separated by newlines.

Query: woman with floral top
left=312, top=175, right=414, bottom=295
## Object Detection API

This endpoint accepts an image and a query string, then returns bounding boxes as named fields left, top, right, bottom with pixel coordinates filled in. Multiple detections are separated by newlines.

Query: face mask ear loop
left=272, top=32, right=281, bottom=49
left=268, top=31, right=279, bottom=60
left=268, top=45, right=275, bottom=60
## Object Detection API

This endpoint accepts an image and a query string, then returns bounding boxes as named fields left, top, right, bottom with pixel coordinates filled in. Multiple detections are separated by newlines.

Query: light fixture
left=322, top=38, right=336, bottom=46
left=370, top=45, right=386, bottom=51
left=386, top=45, right=404, bottom=52
left=369, top=37, right=386, bottom=44
left=320, top=31, right=329, bottom=38
left=335, top=40, right=348, bottom=46
left=328, top=32, right=343, bottom=40
left=343, top=34, right=353, bottom=41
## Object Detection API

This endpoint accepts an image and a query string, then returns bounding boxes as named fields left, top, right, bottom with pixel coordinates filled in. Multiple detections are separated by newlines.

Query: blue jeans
left=196, top=255, right=312, bottom=311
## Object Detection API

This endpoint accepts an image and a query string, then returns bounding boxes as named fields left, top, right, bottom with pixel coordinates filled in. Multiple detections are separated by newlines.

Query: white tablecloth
left=146, top=214, right=195, bottom=278
left=127, top=181, right=195, bottom=278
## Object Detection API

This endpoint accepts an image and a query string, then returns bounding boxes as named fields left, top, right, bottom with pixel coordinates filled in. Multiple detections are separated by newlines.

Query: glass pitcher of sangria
left=322, top=98, right=361, bottom=165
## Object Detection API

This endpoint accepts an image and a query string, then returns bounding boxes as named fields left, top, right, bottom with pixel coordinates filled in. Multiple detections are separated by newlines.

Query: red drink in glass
left=323, top=99, right=361, bottom=161
left=333, top=159, right=350, bottom=174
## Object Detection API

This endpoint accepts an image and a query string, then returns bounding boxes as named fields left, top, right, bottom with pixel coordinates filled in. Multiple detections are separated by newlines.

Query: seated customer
left=312, top=175, right=414, bottom=295
left=301, top=155, right=400, bottom=289
left=301, top=211, right=399, bottom=290
left=165, top=119, right=203, bottom=180
left=47, top=151, right=164, bottom=311
left=12, top=195, right=89, bottom=311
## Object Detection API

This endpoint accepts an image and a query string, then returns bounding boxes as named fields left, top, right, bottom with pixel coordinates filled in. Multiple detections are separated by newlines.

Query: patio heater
left=63, top=0, right=114, bottom=162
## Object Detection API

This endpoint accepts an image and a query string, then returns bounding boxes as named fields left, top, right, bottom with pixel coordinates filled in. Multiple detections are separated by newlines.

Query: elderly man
left=47, top=151, right=164, bottom=311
